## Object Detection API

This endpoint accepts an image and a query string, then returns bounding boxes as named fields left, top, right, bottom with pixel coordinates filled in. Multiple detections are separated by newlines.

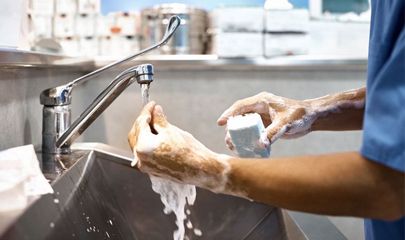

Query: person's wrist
left=195, top=152, right=232, bottom=193
left=303, top=96, right=333, bottom=131
left=303, top=89, right=364, bottom=131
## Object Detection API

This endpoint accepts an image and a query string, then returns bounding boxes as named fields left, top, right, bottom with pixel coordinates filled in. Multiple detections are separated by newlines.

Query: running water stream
left=140, top=84, right=199, bottom=240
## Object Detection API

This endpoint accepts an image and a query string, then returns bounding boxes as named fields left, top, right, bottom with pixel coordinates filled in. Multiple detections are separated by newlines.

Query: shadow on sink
left=1, top=144, right=344, bottom=240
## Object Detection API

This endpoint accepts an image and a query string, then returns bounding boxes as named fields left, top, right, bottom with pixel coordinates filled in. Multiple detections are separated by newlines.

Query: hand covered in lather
left=217, top=89, right=365, bottom=150
left=128, top=102, right=230, bottom=192
left=217, top=92, right=319, bottom=150
left=218, top=92, right=324, bottom=149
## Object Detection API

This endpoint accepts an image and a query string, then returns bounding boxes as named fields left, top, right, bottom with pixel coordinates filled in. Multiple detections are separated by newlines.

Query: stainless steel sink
left=1, top=143, right=346, bottom=240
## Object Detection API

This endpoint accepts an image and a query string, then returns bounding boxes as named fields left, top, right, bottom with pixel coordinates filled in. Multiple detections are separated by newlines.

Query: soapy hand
left=217, top=92, right=316, bottom=149
left=128, top=102, right=230, bottom=192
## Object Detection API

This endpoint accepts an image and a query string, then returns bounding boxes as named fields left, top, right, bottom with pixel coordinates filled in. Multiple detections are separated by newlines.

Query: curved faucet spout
left=40, top=15, right=181, bottom=107
left=55, top=64, right=154, bottom=150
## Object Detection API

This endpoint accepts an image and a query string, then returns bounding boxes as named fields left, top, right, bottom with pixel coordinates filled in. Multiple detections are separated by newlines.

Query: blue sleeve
left=360, top=20, right=405, bottom=172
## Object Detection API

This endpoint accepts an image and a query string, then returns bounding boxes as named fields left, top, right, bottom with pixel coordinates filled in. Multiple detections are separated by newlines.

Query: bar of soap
left=227, top=113, right=270, bottom=158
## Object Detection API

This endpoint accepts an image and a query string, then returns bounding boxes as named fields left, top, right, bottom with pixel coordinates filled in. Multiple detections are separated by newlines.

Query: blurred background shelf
left=0, top=48, right=93, bottom=70
left=95, top=54, right=367, bottom=71
left=0, top=48, right=367, bottom=71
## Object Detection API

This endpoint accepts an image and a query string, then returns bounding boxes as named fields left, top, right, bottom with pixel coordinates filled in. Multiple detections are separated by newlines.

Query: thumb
left=217, top=96, right=267, bottom=126
left=152, top=105, right=169, bottom=132
left=139, top=101, right=156, bottom=127
left=265, top=118, right=289, bottom=144
left=128, top=101, right=156, bottom=150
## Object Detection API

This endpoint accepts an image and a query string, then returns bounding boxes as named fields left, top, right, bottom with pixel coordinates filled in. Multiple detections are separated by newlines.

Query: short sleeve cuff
left=361, top=143, right=405, bottom=173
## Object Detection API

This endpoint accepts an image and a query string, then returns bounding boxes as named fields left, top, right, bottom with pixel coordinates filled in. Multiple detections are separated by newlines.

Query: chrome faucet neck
left=41, top=64, right=154, bottom=154
left=40, top=15, right=181, bottom=155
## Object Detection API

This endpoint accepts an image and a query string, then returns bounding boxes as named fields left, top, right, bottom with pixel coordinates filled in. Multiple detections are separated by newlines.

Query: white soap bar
left=227, top=113, right=270, bottom=158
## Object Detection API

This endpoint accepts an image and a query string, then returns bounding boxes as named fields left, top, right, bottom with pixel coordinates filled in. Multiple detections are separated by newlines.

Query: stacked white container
left=28, top=0, right=142, bottom=57
left=99, top=12, right=141, bottom=57
left=209, top=7, right=264, bottom=58
left=53, top=0, right=78, bottom=55
left=75, top=0, right=99, bottom=57
left=28, top=0, right=54, bottom=44
left=29, top=0, right=102, bottom=56
left=264, top=8, right=310, bottom=57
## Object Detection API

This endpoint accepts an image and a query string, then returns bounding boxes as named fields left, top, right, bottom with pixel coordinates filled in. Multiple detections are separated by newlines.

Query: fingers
left=139, top=101, right=156, bottom=123
left=217, top=93, right=268, bottom=126
left=281, top=129, right=311, bottom=139
left=152, top=105, right=169, bottom=132
left=135, top=101, right=156, bottom=129
left=128, top=101, right=156, bottom=150
left=224, top=130, right=235, bottom=151
left=265, top=118, right=289, bottom=144
left=217, top=100, right=255, bottom=126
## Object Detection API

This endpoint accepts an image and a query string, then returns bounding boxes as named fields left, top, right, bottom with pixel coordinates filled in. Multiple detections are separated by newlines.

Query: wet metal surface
left=1, top=144, right=345, bottom=240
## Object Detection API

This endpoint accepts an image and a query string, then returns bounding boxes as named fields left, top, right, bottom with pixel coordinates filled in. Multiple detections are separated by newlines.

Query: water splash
left=140, top=84, right=198, bottom=240
left=150, top=176, right=196, bottom=240
left=193, top=228, right=202, bottom=237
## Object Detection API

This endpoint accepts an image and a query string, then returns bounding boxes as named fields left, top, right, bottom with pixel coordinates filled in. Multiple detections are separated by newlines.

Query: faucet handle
left=40, top=15, right=181, bottom=107
left=160, top=15, right=182, bottom=46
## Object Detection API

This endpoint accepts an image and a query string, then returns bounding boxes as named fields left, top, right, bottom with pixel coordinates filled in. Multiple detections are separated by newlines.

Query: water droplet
left=186, top=220, right=193, bottom=229
left=49, top=222, right=55, bottom=228
left=163, top=207, right=170, bottom=215
left=186, top=209, right=191, bottom=215
left=86, top=228, right=90, bottom=232
left=108, top=220, right=113, bottom=226
left=72, top=233, right=75, bottom=237
left=193, top=228, right=202, bottom=236
left=105, top=231, right=110, bottom=238
left=56, top=191, right=60, bottom=195
left=53, top=198, right=59, bottom=204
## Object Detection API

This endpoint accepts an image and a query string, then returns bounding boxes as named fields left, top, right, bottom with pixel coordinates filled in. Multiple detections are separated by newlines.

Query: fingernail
left=154, top=105, right=166, bottom=117
left=217, top=117, right=227, bottom=125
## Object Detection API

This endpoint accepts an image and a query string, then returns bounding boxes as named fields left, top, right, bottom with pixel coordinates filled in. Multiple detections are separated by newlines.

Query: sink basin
left=1, top=143, right=346, bottom=240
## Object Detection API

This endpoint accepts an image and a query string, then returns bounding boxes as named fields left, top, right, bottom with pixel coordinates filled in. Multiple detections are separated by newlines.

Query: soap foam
left=150, top=176, right=196, bottom=240
left=276, top=98, right=365, bottom=141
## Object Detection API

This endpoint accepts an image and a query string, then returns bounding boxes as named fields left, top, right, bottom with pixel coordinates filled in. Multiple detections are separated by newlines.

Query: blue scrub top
left=360, top=0, right=405, bottom=239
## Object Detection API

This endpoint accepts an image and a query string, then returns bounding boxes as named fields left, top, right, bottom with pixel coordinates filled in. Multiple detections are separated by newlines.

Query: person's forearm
left=219, top=151, right=404, bottom=220
left=307, top=87, right=365, bottom=131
